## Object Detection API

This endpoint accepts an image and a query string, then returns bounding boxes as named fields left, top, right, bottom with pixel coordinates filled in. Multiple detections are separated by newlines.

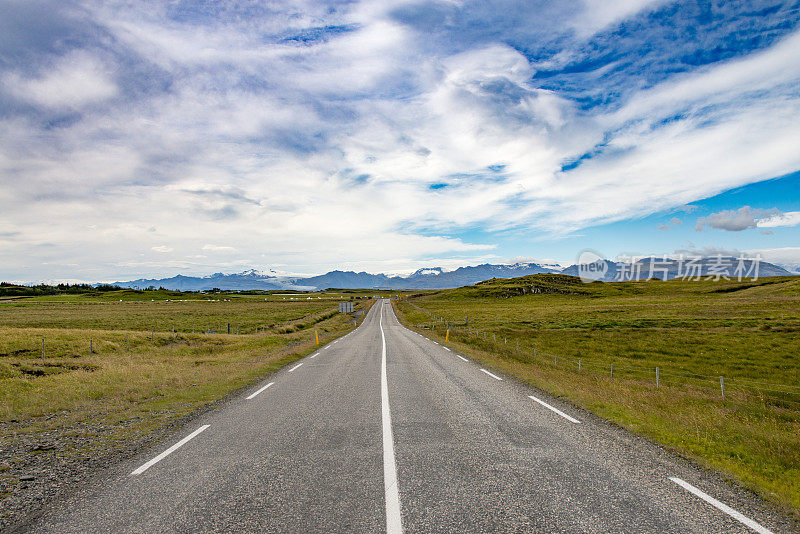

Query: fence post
left=656, top=367, right=659, bottom=387
left=227, top=323, right=231, bottom=335
left=578, top=359, right=581, bottom=372
left=151, top=330, right=154, bottom=341
left=516, top=340, right=519, bottom=352
left=720, top=376, right=725, bottom=398
left=554, top=354, right=557, bottom=366
left=610, top=362, right=613, bottom=379
left=90, top=339, right=93, bottom=354
left=127, top=334, right=130, bottom=352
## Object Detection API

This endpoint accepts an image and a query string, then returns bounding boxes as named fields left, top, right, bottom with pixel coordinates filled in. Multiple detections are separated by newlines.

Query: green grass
left=394, top=274, right=800, bottom=515
left=0, top=296, right=341, bottom=333
left=0, top=292, right=376, bottom=514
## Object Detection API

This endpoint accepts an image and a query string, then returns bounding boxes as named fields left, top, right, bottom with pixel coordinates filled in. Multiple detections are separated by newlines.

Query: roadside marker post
left=656, top=367, right=660, bottom=387
left=720, top=376, right=725, bottom=398
left=315, top=330, right=319, bottom=345
left=446, top=329, right=450, bottom=342
left=610, top=362, right=614, bottom=379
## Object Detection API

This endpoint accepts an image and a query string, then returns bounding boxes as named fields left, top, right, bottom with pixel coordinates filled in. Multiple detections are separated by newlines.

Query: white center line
left=528, top=395, right=581, bottom=423
left=246, top=382, right=274, bottom=400
left=131, top=425, right=209, bottom=475
left=457, top=355, right=468, bottom=362
left=288, top=362, right=304, bottom=372
left=379, top=301, right=403, bottom=533
left=480, top=368, right=503, bottom=381
left=669, top=477, right=773, bottom=534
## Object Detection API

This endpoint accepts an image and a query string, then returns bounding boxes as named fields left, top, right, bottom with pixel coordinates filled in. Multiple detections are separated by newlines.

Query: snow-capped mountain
left=113, top=258, right=793, bottom=291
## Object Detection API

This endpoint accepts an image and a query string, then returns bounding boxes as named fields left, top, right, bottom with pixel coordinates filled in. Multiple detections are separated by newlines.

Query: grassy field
left=394, top=274, right=800, bottom=515
left=0, top=291, right=375, bottom=521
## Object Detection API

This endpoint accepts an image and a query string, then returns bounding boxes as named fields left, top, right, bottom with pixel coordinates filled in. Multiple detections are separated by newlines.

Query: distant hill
left=115, top=269, right=315, bottom=292
left=560, top=257, right=791, bottom=282
left=111, top=257, right=791, bottom=291
left=114, top=262, right=559, bottom=291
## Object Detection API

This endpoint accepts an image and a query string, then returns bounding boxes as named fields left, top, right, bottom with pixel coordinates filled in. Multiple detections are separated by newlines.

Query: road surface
left=23, top=300, right=790, bottom=533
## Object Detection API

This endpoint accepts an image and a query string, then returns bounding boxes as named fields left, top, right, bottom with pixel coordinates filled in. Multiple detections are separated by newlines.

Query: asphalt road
left=23, top=300, right=791, bottom=533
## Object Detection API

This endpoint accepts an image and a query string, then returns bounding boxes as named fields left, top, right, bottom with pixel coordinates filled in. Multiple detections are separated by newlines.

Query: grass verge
left=393, top=276, right=799, bottom=517
left=0, top=296, right=374, bottom=528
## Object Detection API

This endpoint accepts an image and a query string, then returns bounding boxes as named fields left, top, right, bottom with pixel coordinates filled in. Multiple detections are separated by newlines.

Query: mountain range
left=113, top=258, right=794, bottom=291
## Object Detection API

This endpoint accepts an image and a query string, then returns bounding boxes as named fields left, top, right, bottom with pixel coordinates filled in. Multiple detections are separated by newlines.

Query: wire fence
left=401, top=300, right=800, bottom=409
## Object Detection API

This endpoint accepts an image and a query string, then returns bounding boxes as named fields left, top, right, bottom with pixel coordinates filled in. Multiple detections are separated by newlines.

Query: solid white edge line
left=379, top=301, right=403, bottom=533
left=288, top=362, right=303, bottom=372
left=457, top=355, right=468, bottom=362
left=310, top=352, right=319, bottom=359
left=131, top=425, right=210, bottom=475
left=669, top=477, right=773, bottom=534
left=480, top=368, right=502, bottom=381
left=443, top=347, right=451, bottom=351
left=527, top=395, right=581, bottom=424
left=246, top=381, right=275, bottom=400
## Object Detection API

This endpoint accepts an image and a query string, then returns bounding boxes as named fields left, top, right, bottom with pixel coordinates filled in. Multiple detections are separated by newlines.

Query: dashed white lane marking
left=480, top=368, right=502, bottom=381
left=528, top=395, right=581, bottom=424
left=379, top=301, right=403, bottom=533
left=310, top=352, right=319, bottom=359
left=443, top=347, right=451, bottom=351
left=457, top=355, right=468, bottom=362
left=131, top=425, right=210, bottom=475
left=669, top=477, right=773, bottom=534
left=246, top=382, right=274, bottom=400
left=288, top=362, right=304, bottom=372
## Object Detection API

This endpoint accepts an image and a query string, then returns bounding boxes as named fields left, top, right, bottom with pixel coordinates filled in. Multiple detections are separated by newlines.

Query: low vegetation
left=0, top=290, right=375, bottom=526
left=394, top=274, right=800, bottom=515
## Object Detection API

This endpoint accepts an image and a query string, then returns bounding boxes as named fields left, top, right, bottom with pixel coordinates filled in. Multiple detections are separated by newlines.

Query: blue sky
left=1, top=0, right=799, bottom=282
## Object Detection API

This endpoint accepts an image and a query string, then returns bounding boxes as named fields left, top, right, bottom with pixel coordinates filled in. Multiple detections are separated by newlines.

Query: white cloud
left=695, top=206, right=780, bottom=232
left=574, top=0, right=664, bottom=36
left=2, top=50, right=117, bottom=109
left=1, top=1, right=799, bottom=282
left=757, top=211, right=800, bottom=228
left=202, top=245, right=237, bottom=253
